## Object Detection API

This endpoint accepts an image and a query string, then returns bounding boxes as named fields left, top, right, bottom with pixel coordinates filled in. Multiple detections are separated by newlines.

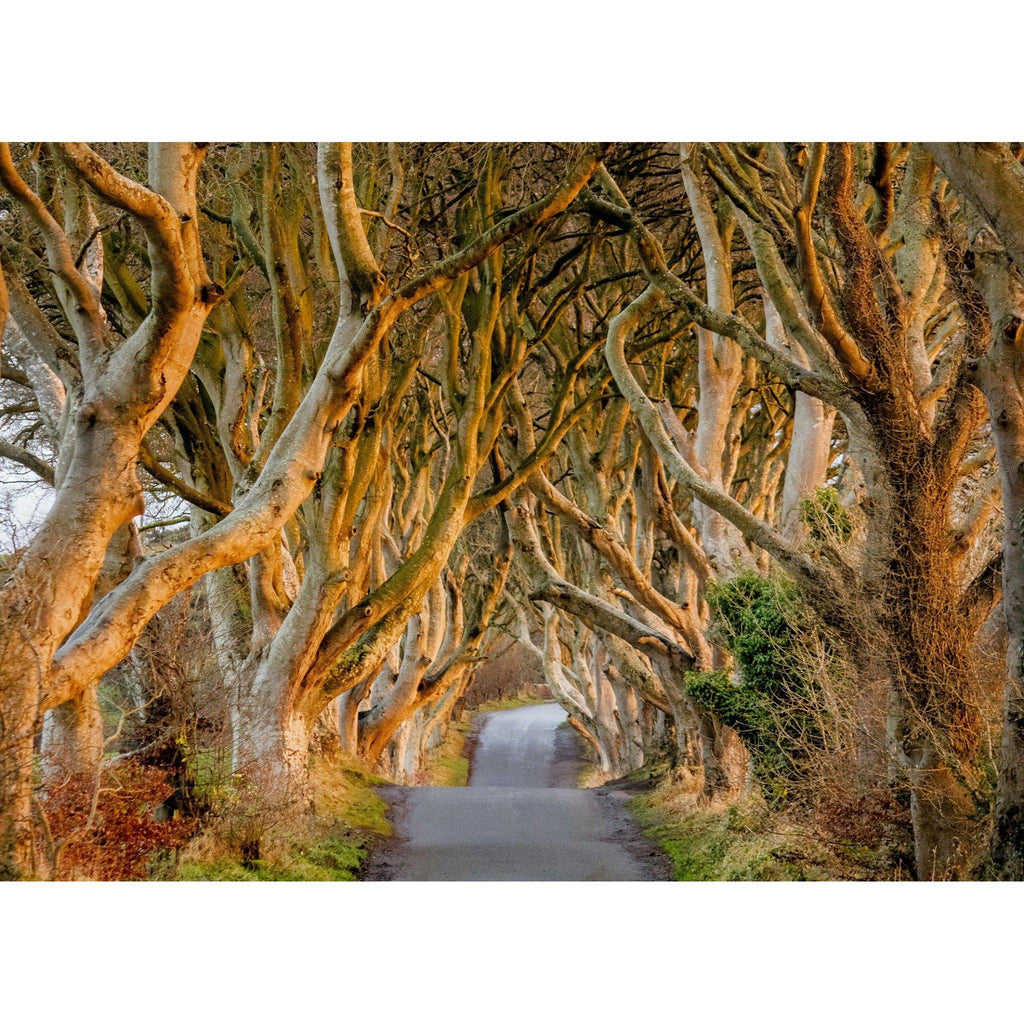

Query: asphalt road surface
left=370, top=703, right=664, bottom=881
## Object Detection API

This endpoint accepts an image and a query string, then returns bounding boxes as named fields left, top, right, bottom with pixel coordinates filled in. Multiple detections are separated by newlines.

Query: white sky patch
left=1, top=470, right=193, bottom=552
left=0, top=473, right=54, bottom=552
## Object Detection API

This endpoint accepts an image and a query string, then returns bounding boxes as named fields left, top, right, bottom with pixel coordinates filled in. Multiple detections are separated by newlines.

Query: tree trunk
left=39, top=690, right=104, bottom=789
left=974, top=250, right=1024, bottom=877
left=230, top=671, right=312, bottom=797
left=40, top=524, right=142, bottom=789
left=0, top=692, right=37, bottom=879
left=781, top=392, right=836, bottom=538
left=908, top=745, right=974, bottom=880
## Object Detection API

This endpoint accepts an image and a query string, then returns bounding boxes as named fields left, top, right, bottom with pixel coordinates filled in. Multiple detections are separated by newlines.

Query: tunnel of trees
left=3, top=140, right=1024, bottom=881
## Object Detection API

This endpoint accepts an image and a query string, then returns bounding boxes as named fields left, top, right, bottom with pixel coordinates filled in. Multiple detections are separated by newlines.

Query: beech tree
left=925, top=143, right=1024, bottom=877
left=3, top=141, right=1024, bottom=881
left=0, top=142, right=606, bottom=875
left=0, top=142, right=219, bottom=875
left=590, top=144, right=1006, bottom=878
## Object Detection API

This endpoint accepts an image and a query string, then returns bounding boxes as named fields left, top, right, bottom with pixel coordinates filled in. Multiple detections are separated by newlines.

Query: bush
left=686, top=572, right=835, bottom=801
left=175, top=756, right=391, bottom=881
left=798, top=486, right=854, bottom=547
left=39, top=763, right=196, bottom=880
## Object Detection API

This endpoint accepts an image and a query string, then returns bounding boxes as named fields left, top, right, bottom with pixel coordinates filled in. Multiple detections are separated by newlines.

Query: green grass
left=174, top=758, right=392, bottom=881
left=468, top=694, right=548, bottom=713
left=421, top=721, right=472, bottom=786
left=178, top=833, right=372, bottom=881
left=632, top=796, right=827, bottom=881
left=577, top=762, right=603, bottom=788
left=628, top=768, right=830, bottom=881
left=625, top=758, right=914, bottom=881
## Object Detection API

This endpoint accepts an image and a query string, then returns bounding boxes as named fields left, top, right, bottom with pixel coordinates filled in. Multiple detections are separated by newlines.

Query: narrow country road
left=370, top=703, right=666, bottom=881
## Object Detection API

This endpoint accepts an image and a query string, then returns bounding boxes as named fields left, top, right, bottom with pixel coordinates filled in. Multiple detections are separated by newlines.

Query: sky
left=0, top=469, right=54, bottom=552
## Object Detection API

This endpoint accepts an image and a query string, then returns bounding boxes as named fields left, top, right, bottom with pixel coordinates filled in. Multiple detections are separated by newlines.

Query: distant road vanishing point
left=370, top=703, right=666, bottom=881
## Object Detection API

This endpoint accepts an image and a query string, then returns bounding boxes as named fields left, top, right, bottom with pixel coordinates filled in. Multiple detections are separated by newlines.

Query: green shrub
left=798, top=486, right=853, bottom=546
left=687, top=571, right=835, bottom=801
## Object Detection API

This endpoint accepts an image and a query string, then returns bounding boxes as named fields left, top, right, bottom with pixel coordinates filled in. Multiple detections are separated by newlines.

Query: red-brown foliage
left=40, top=763, right=197, bottom=880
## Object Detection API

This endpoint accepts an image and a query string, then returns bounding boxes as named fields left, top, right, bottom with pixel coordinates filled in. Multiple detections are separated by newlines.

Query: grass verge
left=626, top=761, right=910, bottom=880
left=420, top=719, right=473, bottom=787
left=467, top=694, right=548, bottom=714
left=170, top=754, right=392, bottom=881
